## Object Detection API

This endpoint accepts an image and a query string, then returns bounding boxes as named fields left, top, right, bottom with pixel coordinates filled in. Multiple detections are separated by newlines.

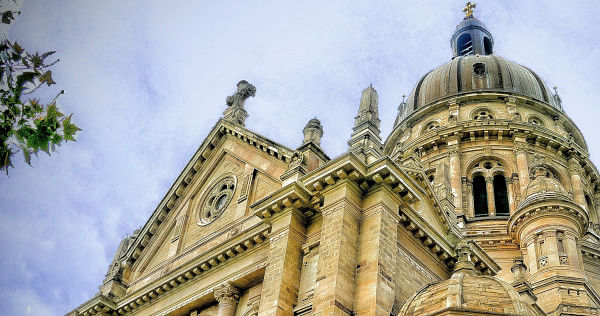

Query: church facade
left=69, top=5, right=600, bottom=316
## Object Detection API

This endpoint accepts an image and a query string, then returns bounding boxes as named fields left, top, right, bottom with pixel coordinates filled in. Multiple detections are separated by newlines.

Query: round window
left=198, top=175, right=236, bottom=226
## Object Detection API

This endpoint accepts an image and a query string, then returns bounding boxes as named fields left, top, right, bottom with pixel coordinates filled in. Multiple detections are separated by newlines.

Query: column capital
left=214, top=282, right=240, bottom=305
left=513, top=142, right=529, bottom=155
left=568, top=157, right=583, bottom=175
left=448, top=145, right=461, bottom=157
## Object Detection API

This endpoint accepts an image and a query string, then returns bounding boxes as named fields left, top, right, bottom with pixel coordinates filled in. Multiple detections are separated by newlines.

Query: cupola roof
left=398, top=240, right=541, bottom=316
left=393, top=5, right=562, bottom=128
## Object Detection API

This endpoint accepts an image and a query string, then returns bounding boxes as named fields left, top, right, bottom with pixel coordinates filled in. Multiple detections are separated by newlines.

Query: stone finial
left=223, top=80, right=256, bottom=126
left=511, top=257, right=528, bottom=283
left=302, top=118, right=323, bottom=146
left=348, top=84, right=383, bottom=163
left=454, top=240, right=477, bottom=274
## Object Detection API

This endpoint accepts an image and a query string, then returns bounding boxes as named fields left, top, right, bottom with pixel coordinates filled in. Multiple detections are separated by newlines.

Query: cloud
left=0, top=1, right=599, bottom=315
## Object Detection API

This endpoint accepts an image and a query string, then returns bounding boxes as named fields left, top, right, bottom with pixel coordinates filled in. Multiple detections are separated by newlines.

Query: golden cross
left=463, top=2, right=476, bottom=18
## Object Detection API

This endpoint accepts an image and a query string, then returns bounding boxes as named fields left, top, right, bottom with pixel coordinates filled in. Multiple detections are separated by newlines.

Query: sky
left=0, top=1, right=599, bottom=315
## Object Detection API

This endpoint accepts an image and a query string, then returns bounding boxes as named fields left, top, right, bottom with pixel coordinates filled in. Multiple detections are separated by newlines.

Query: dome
left=398, top=271, right=540, bottom=316
left=398, top=240, right=542, bottom=316
left=397, top=54, right=562, bottom=123
left=517, top=165, right=572, bottom=210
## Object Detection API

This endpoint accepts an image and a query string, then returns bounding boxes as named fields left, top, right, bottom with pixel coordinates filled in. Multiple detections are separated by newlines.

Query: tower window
left=473, top=175, right=488, bottom=216
left=457, top=33, right=473, bottom=56
left=483, top=37, right=493, bottom=55
left=493, top=175, right=509, bottom=216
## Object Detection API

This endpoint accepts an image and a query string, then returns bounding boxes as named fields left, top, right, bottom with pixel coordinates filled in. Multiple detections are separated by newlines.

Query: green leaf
left=16, top=71, right=35, bottom=87
left=39, top=70, right=55, bottom=86
left=11, top=40, right=22, bottom=55
left=46, top=103, right=64, bottom=119
left=20, top=145, right=31, bottom=165
left=62, top=114, right=81, bottom=141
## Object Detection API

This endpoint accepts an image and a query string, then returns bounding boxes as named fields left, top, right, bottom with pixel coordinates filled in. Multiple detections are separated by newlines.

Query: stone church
left=69, top=4, right=600, bottom=316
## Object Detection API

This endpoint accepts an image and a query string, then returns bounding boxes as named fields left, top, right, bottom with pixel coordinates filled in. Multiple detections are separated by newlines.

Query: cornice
left=113, top=225, right=271, bottom=315
left=507, top=199, right=589, bottom=241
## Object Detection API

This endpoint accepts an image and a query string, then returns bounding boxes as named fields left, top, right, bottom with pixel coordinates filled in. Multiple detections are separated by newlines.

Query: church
left=69, top=3, right=600, bottom=316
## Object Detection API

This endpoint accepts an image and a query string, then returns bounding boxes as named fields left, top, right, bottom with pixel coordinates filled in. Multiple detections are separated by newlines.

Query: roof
left=396, top=55, right=561, bottom=125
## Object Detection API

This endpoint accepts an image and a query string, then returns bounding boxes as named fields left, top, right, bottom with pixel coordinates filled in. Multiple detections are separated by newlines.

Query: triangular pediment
left=120, top=119, right=293, bottom=283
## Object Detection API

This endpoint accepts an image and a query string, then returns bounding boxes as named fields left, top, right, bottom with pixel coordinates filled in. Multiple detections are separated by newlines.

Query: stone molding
left=320, top=197, right=362, bottom=220
left=110, top=226, right=270, bottom=315
left=508, top=201, right=588, bottom=241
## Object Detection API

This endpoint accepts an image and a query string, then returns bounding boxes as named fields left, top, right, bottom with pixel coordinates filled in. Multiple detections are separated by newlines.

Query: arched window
left=457, top=33, right=473, bottom=56
left=483, top=37, right=493, bottom=55
left=473, top=175, right=488, bottom=216
left=493, top=175, right=509, bottom=216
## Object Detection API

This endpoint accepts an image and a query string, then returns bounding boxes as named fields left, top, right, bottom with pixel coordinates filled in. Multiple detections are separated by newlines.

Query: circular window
left=198, top=175, right=236, bottom=226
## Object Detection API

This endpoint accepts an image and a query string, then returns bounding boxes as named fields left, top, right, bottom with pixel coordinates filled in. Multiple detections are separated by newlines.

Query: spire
left=223, top=80, right=256, bottom=126
left=348, top=84, right=382, bottom=163
left=302, top=118, right=323, bottom=146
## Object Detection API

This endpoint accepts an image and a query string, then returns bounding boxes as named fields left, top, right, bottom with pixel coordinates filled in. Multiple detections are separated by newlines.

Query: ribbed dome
left=518, top=166, right=572, bottom=210
left=398, top=271, right=540, bottom=316
left=399, top=240, right=542, bottom=316
left=397, top=55, right=561, bottom=123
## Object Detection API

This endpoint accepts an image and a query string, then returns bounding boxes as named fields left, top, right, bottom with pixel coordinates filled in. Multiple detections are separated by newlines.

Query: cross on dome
left=463, top=2, right=476, bottom=19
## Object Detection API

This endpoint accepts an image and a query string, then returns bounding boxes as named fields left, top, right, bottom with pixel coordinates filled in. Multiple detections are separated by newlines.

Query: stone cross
left=463, top=2, right=476, bottom=19
left=226, top=80, right=256, bottom=108
left=223, top=80, right=256, bottom=126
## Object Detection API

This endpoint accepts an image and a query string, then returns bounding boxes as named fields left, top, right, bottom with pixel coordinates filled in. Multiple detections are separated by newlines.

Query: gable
left=123, top=121, right=291, bottom=285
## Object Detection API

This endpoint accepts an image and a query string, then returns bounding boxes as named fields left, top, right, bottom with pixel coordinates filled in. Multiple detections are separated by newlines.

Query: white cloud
left=0, top=1, right=599, bottom=315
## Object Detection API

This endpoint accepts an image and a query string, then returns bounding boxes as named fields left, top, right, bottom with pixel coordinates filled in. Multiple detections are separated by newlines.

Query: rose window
left=198, top=176, right=236, bottom=226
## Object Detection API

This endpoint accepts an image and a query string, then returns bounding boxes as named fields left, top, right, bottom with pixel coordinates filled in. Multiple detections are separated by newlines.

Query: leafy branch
left=0, top=39, right=81, bottom=174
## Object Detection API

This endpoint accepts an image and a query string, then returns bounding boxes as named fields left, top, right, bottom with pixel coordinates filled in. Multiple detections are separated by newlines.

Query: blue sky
left=0, top=1, right=599, bottom=315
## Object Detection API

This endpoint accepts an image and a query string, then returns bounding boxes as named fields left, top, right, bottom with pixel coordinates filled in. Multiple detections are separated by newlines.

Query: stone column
left=506, top=177, right=516, bottom=214
left=313, top=181, right=361, bottom=316
left=485, top=176, right=496, bottom=216
left=466, top=180, right=474, bottom=218
left=448, top=146, right=463, bottom=213
left=214, top=282, right=240, bottom=316
left=258, top=208, right=306, bottom=316
left=569, top=158, right=586, bottom=210
left=353, top=188, right=399, bottom=316
left=514, top=143, right=530, bottom=196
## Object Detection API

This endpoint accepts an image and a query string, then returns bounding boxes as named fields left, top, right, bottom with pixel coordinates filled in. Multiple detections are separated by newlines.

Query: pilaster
left=513, top=141, right=530, bottom=196
left=258, top=208, right=306, bottom=316
left=353, top=187, right=400, bottom=316
left=313, top=181, right=362, bottom=316
left=448, top=145, right=462, bottom=213
left=569, top=157, right=586, bottom=211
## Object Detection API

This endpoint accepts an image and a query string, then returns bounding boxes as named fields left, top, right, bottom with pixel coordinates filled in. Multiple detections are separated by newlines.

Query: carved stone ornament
left=214, top=282, right=240, bottom=305
left=198, top=175, right=236, bottom=226
left=538, top=255, right=548, bottom=267
left=223, top=80, right=256, bottom=126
